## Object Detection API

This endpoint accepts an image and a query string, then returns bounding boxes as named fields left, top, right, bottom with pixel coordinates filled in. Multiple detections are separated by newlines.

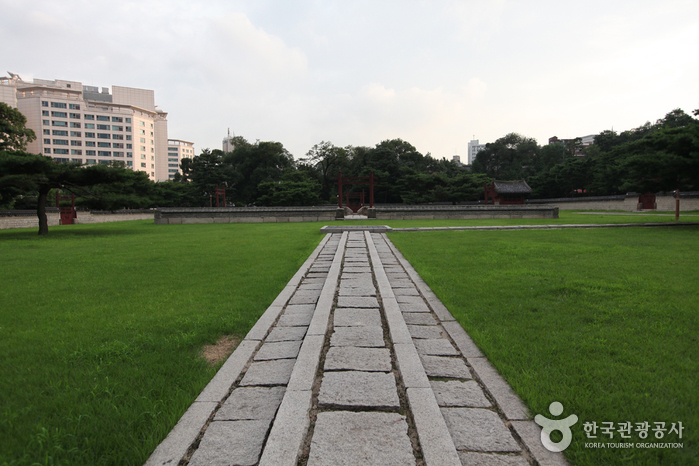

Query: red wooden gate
left=638, top=193, right=656, bottom=210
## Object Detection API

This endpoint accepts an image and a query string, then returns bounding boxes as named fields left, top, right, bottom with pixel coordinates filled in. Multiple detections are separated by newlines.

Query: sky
left=2, top=0, right=698, bottom=160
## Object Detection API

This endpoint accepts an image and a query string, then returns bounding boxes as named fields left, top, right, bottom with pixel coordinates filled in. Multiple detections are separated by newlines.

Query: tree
left=301, top=141, right=350, bottom=202
left=0, top=103, right=36, bottom=151
left=472, top=133, right=539, bottom=180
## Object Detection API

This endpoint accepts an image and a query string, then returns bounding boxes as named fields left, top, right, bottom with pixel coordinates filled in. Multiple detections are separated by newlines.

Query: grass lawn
left=0, top=220, right=324, bottom=466
left=388, top=225, right=698, bottom=465
left=1, top=212, right=696, bottom=465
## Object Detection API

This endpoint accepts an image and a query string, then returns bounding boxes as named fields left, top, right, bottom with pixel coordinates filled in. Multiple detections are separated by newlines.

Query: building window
left=71, top=150, right=82, bottom=155
left=85, top=123, right=95, bottom=129
left=85, top=132, right=95, bottom=138
left=84, top=114, right=94, bottom=120
left=44, top=138, right=51, bottom=144
left=125, top=126, right=131, bottom=132
left=51, top=102, right=67, bottom=108
left=53, top=149, right=69, bottom=155
left=127, top=161, right=133, bottom=166
left=97, top=124, right=110, bottom=130
left=71, top=158, right=82, bottom=163
left=86, top=141, right=96, bottom=147
left=98, top=142, right=111, bottom=148
left=151, top=164, right=154, bottom=169
left=99, top=160, right=110, bottom=165
left=113, top=143, right=124, bottom=148
left=53, top=139, right=69, bottom=145
left=53, top=130, right=68, bottom=136
left=168, top=169, right=178, bottom=173
left=97, top=115, right=110, bottom=121
left=126, top=152, right=132, bottom=158
left=139, top=121, right=145, bottom=127
left=125, top=118, right=131, bottom=123
left=70, top=140, right=82, bottom=146
left=140, top=154, right=146, bottom=159
left=51, top=111, right=67, bottom=118
left=42, top=101, right=49, bottom=107
left=69, top=103, right=80, bottom=110
left=112, top=125, right=123, bottom=131
left=113, top=152, right=124, bottom=157
left=140, top=146, right=146, bottom=151
left=69, top=113, right=81, bottom=119
left=141, top=162, right=146, bottom=167
left=98, top=151, right=111, bottom=157
left=44, top=148, right=51, bottom=154
left=139, top=137, right=145, bottom=143
left=112, top=134, right=123, bottom=140
left=42, top=110, right=49, bottom=116
left=150, top=139, right=154, bottom=145
left=126, top=144, right=132, bottom=149
left=86, top=159, right=96, bottom=165
left=70, top=122, right=81, bottom=128
left=139, top=129, right=145, bottom=135
left=52, top=121, right=68, bottom=127
left=97, top=133, right=110, bottom=139
left=43, top=129, right=50, bottom=135
left=125, top=135, right=132, bottom=140
left=168, top=164, right=179, bottom=167
left=70, top=131, right=81, bottom=138
left=54, top=158, right=70, bottom=162
left=43, top=120, right=50, bottom=126
left=86, top=150, right=96, bottom=156
left=168, top=158, right=178, bottom=162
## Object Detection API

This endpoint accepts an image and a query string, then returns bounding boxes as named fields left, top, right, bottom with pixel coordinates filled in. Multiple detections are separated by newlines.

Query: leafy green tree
left=301, top=141, right=351, bottom=201
left=472, top=133, right=539, bottom=180
left=0, top=102, right=36, bottom=151
left=257, top=170, right=322, bottom=206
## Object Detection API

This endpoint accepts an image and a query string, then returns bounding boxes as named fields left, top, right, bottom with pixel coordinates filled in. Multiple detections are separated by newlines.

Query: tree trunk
left=37, top=185, right=50, bottom=235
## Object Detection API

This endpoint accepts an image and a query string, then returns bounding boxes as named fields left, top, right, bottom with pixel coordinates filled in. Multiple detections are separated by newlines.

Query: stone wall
left=527, top=193, right=699, bottom=211
left=154, top=206, right=339, bottom=224
left=0, top=209, right=153, bottom=230
left=375, top=205, right=558, bottom=220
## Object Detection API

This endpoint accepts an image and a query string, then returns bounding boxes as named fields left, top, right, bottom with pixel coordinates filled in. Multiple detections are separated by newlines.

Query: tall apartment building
left=167, top=139, right=195, bottom=179
left=467, top=139, right=486, bottom=165
left=0, top=74, right=192, bottom=182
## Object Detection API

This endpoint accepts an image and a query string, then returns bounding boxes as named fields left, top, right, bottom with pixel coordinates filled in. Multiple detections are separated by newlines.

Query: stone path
left=145, top=231, right=568, bottom=466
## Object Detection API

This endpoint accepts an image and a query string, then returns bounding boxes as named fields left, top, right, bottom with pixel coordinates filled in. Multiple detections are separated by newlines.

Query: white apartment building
left=467, top=139, right=486, bottom=165
left=167, top=139, right=195, bottom=180
left=0, top=75, right=192, bottom=182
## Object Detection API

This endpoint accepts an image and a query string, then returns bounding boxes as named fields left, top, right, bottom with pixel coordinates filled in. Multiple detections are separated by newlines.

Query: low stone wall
left=0, top=209, right=153, bottom=230
left=527, top=193, right=699, bottom=211
left=375, top=205, right=558, bottom=220
left=154, top=206, right=339, bottom=224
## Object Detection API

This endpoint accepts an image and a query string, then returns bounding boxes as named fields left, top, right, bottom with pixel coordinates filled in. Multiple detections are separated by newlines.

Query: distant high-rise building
left=0, top=74, right=192, bottom=182
left=222, top=129, right=236, bottom=153
left=167, top=139, right=195, bottom=180
left=467, top=139, right=486, bottom=164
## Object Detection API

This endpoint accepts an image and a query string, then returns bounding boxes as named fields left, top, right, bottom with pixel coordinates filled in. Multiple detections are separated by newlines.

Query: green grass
left=388, top=226, right=698, bottom=465
left=1, top=213, right=697, bottom=465
left=0, top=220, right=324, bottom=465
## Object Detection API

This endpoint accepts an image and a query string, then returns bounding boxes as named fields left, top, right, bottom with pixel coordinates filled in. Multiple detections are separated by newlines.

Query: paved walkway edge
left=391, top=221, right=699, bottom=231
left=383, top=234, right=568, bottom=466
left=144, top=233, right=332, bottom=466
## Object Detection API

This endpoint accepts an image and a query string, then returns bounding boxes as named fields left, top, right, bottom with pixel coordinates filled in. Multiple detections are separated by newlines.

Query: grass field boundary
left=390, top=221, right=699, bottom=232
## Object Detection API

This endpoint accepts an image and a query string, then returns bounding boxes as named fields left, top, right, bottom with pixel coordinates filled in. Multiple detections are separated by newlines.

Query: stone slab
left=393, top=343, right=430, bottom=389
left=258, top=390, right=313, bottom=466
left=399, top=302, right=431, bottom=313
left=324, top=347, right=392, bottom=372
left=288, top=294, right=319, bottom=305
left=468, top=358, right=529, bottom=421
left=144, top=401, right=217, bottom=466
left=318, top=371, right=400, bottom=408
left=441, top=408, right=521, bottom=452
left=188, top=420, right=270, bottom=466
left=277, top=312, right=313, bottom=327
left=510, top=421, right=569, bottom=466
left=339, top=285, right=377, bottom=296
left=286, top=334, right=325, bottom=392
left=396, top=295, right=425, bottom=305
left=407, top=325, right=444, bottom=339
left=406, top=387, right=462, bottom=466
left=244, top=305, right=285, bottom=340
left=458, top=452, right=529, bottom=466
left=403, top=313, right=438, bottom=326
left=283, top=304, right=316, bottom=315
left=421, top=355, right=471, bottom=379
left=254, top=340, right=302, bottom=361
left=430, top=380, right=491, bottom=408
left=441, top=321, right=484, bottom=357
left=298, top=282, right=324, bottom=290
left=307, top=412, right=415, bottom=466
left=215, top=386, right=286, bottom=421
left=240, top=358, right=296, bottom=386
left=266, top=326, right=308, bottom=342
left=343, top=266, right=372, bottom=273
left=414, top=338, right=459, bottom=356
left=330, top=326, right=385, bottom=347
left=333, top=308, right=382, bottom=327
left=393, top=286, right=420, bottom=296
left=195, top=339, right=259, bottom=403
left=337, top=296, right=379, bottom=308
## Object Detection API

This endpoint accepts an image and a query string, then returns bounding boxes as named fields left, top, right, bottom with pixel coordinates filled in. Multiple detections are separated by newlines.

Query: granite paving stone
left=407, top=324, right=443, bottom=339
left=266, top=326, right=308, bottom=342
left=283, top=304, right=316, bottom=315
left=333, top=308, right=382, bottom=327
left=398, top=302, right=431, bottom=313
left=298, top=282, right=324, bottom=290
left=215, top=386, right=286, bottom=421
left=239, top=358, right=296, bottom=386
left=393, top=286, right=420, bottom=296
left=441, top=408, right=521, bottom=452
left=343, top=266, right=372, bottom=273
left=318, top=371, right=400, bottom=408
left=430, top=380, right=491, bottom=408
left=414, top=338, right=460, bottom=356
left=292, top=288, right=323, bottom=297
left=421, top=355, right=472, bottom=379
left=396, top=295, right=425, bottom=305
left=289, top=294, right=319, bottom=305
left=330, top=326, right=385, bottom=347
left=307, top=412, right=415, bottom=466
left=339, top=286, right=376, bottom=296
left=403, top=313, right=438, bottom=325
left=324, top=347, right=392, bottom=372
left=457, top=452, right=529, bottom=466
left=277, top=312, right=313, bottom=327
left=188, top=420, right=270, bottom=466
left=254, top=340, right=303, bottom=360
left=337, top=296, right=379, bottom=308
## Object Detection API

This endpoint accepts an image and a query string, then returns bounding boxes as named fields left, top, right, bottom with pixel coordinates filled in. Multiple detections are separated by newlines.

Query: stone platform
left=145, top=232, right=568, bottom=466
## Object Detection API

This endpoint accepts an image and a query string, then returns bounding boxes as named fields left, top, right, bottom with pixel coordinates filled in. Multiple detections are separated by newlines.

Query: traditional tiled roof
left=493, top=180, right=532, bottom=194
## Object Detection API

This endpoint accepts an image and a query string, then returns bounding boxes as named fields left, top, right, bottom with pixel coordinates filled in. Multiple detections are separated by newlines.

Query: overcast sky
left=2, top=0, right=698, bottom=160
